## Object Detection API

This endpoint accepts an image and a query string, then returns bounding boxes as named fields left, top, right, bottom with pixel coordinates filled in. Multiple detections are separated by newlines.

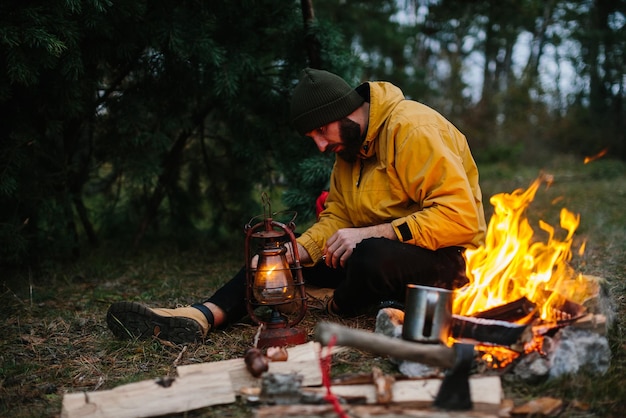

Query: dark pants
left=206, top=237, right=468, bottom=323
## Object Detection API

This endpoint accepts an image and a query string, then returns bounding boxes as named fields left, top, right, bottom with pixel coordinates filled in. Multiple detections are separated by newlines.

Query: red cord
left=319, top=335, right=349, bottom=418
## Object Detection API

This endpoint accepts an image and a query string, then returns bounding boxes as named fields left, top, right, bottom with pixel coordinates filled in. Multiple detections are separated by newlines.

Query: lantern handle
left=244, top=211, right=299, bottom=235
left=245, top=191, right=298, bottom=233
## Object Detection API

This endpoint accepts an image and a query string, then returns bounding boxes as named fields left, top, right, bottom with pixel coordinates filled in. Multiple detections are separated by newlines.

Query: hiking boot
left=106, top=301, right=214, bottom=344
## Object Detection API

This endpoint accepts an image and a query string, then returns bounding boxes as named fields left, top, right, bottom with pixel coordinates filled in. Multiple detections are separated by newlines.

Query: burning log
left=450, top=315, right=532, bottom=348
left=469, top=296, right=537, bottom=322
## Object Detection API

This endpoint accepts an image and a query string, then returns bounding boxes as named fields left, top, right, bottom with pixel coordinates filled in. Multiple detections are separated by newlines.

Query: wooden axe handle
left=314, top=321, right=456, bottom=369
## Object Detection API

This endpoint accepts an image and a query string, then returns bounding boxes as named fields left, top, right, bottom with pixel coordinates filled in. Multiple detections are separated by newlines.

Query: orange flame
left=453, top=174, right=588, bottom=322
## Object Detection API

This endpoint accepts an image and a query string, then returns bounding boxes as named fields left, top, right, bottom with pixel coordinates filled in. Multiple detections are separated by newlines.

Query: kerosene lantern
left=244, top=194, right=307, bottom=348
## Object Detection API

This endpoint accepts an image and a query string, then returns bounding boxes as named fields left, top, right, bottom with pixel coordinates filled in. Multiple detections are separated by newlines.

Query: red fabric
left=315, top=191, right=329, bottom=219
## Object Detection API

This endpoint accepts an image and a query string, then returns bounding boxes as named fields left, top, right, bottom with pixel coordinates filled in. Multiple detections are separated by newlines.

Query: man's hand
left=324, top=224, right=396, bottom=268
left=251, top=242, right=311, bottom=267
left=283, top=242, right=313, bottom=266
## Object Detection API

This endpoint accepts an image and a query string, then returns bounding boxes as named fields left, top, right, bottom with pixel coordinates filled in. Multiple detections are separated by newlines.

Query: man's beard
left=336, top=117, right=364, bottom=163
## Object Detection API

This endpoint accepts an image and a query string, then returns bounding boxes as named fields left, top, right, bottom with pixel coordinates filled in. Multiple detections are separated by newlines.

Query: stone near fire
left=547, top=327, right=611, bottom=378
left=397, top=360, right=441, bottom=378
left=375, top=307, right=404, bottom=339
left=507, top=351, right=550, bottom=384
left=375, top=308, right=441, bottom=378
left=260, top=373, right=304, bottom=405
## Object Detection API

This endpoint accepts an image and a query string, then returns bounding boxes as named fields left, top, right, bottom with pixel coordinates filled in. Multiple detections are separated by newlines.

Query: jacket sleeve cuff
left=296, top=235, right=325, bottom=267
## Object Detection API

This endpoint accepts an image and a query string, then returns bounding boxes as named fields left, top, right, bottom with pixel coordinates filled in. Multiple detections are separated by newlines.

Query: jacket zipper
left=356, top=159, right=364, bottom=188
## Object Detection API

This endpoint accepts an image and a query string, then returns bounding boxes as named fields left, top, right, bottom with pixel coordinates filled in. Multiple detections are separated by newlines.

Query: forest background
left=2, top=1, right=626, bottom=417
left=1, top=0, right=624, bottom=266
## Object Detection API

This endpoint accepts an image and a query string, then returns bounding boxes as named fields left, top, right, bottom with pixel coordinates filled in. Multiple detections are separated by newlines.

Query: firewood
left=372, top=366, right=395, bottom=404
left=570, top=313, right=607, bottom=335
left=255, top=403, right=502, bottom=417
left=62, top=342, right=335, bottom=418
left=330, top=371, right=376, bottom=385
left=61, top=372, right=235, bottom=418
left=177, top=341, right=335, bottom=390
left=302, top=375, right=502, bottom=411
left=510, top=396, right=564, bottom=416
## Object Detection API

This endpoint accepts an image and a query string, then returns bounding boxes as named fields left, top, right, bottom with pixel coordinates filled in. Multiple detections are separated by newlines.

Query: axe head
left=433, top=343, right=474, bottom=410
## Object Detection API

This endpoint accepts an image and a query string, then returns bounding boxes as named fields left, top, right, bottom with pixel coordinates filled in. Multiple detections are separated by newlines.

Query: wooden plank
left=177, top=341, right=333, bottom=390
left=257, top=376, right=503, bottom=417
left=59, top=341, right=347, bottom=418
left=255, top=404, right=501, bottom=417
left=61, top=371, right=235, bottom=418
left=302, top=375, right=502, bottom=409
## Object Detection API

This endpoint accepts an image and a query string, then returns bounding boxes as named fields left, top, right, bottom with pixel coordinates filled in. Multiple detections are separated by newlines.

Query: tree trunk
left=63, top=193, right=81, bottom=259
left=133, top=132, right=189, bottom=249
left=300, top=0, right=321, bottom=69
left=522, top=0, right=556, bottom=85
left=73, top=195, right=98, bottom=246
left=133, top=105, right=215, bottom=249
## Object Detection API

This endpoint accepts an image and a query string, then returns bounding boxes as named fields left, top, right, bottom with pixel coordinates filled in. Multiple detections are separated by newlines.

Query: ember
left=451, top=173, right=601, bottom=368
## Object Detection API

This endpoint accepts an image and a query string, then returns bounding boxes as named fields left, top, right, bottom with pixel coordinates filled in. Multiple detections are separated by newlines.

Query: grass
left=1, top=154, right=626, bottom=417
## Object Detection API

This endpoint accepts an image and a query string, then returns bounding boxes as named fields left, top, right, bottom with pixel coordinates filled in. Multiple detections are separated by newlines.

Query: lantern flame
left=253, top=246, right=295, bottom=305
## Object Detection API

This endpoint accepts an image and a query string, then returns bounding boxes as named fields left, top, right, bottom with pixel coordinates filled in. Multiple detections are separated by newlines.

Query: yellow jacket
left=297, top=81, right=486, bottom=265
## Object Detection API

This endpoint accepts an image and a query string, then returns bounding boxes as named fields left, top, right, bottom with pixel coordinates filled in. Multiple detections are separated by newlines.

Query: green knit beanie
left=290, top=68, right=364, bottom=136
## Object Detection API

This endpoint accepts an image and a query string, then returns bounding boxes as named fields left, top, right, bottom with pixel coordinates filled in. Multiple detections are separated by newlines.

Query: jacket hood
left=359, top=81, right=405, bottom=159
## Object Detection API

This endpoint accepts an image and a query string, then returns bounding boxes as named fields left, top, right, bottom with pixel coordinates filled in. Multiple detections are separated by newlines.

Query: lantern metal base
left=257, top=326, right=307, bottom=348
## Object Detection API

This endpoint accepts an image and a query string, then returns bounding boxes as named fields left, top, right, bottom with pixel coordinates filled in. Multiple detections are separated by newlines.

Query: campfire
left=450, top=173, right=603, bottom=369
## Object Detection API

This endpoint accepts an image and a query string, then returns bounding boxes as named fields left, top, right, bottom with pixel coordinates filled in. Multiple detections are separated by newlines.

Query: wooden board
left=177, top=341, right=328, bottom=390
left=302, top=375, right=502, bottom=410
left=257, top=375, right=503, bottom=417
left=61, top=341, right=335, bottom=418
left=255, top=404, right=502, bottom=418
left=61, top=371, right=235, bottom=418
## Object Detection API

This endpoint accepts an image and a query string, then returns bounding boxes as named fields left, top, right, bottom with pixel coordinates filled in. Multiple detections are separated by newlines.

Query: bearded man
left=107, top=68, right=486, bottom=344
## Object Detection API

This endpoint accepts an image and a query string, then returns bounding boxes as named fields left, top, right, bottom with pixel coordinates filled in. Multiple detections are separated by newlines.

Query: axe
left=314, top=321, right=475, bottom=410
